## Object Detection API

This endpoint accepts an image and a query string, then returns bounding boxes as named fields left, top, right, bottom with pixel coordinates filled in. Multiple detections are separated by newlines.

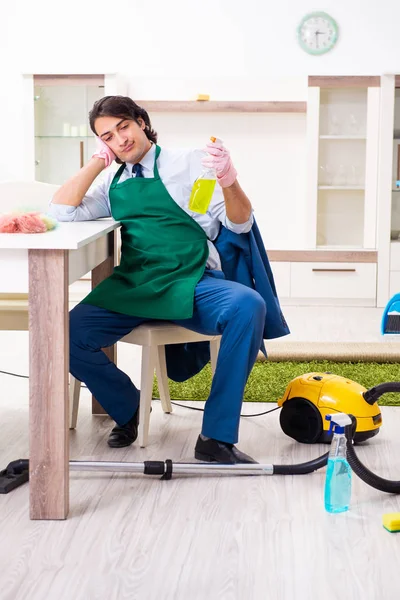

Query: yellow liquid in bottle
left=188, top=179, right=216, bottom=214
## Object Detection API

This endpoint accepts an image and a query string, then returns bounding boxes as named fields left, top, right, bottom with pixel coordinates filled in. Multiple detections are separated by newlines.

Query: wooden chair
left=70, top=322, right=221, bottom=447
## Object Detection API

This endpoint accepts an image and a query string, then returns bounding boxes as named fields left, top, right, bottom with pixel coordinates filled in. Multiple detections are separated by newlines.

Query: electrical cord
left=155, top=399, right=281, bottom=418
left=0, top=369, right=29, bottom=379
left=0, top=369, right=281, bottom=418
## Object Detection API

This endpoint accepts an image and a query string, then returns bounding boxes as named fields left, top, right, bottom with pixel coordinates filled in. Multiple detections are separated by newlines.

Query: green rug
left=153, top=361, right=400, bottom=406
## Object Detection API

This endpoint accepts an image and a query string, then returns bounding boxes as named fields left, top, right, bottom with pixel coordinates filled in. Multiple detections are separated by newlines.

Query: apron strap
left=153, top=145, right=162, bottom=179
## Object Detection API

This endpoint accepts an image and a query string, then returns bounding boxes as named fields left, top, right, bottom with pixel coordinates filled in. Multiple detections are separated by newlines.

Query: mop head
left=0, top=211, right=57, bottom=234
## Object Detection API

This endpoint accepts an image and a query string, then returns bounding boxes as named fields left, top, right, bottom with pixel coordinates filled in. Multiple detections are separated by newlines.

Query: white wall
left=5, top=0, right=400, bottom=77
left=3, top=0, right=400, bottom=248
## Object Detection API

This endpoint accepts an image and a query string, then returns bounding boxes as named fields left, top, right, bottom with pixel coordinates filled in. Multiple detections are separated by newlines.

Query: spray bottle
left=324, top=413, right=352, bottom=513
left=189, top=136, right=218, bottom=214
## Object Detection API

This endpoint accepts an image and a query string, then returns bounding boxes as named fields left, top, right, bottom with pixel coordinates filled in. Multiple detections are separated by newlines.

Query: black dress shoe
left=194, top=435, right=257, bottom=464
left=108, top=409, right=139, bottom=448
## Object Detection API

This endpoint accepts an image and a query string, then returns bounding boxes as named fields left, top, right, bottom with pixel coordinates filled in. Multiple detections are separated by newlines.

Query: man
left=50, top=95, right=267, bottom=464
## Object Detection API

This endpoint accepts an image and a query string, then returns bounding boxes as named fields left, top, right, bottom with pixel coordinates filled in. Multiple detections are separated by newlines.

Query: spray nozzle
left=326, top=413, right=352, bottom=435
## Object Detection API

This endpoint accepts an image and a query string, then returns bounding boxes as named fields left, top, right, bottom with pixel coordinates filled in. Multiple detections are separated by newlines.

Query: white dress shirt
left=49, top=143, right=254, bottom=270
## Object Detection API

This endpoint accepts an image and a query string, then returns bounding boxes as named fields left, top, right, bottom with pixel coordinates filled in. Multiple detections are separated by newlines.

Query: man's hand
left=201, top=139, right=238, bottom=188
left=92, top=137, right=116, bottom=168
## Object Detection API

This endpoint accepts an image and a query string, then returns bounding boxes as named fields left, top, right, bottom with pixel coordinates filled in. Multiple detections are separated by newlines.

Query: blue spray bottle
left=324, top=413, right=352, bottom=513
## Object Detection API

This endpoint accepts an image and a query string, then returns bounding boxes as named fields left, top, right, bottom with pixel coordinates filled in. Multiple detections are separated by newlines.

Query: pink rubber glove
left=201, top=139, right=237, bottom=188
left=92, top=137, right=116, bottom=167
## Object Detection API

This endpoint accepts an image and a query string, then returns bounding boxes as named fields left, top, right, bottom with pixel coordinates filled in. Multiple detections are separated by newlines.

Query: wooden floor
left=1, top=376, right=400, bottom=599
left=1, top=305, right=400, bottom=600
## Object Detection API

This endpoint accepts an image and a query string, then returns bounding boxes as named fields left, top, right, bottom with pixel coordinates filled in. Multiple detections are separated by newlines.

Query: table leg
left=28, top=249, right=69, bottom=520
left=91, top=231, right=117, bottom=415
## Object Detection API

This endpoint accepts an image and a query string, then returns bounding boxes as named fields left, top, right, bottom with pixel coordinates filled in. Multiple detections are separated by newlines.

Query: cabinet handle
left=312, top=268, right=356, bottom=272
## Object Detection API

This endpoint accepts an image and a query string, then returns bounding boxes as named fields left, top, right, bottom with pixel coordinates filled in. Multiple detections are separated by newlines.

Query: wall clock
left=297, top=12, right=339, bottom=55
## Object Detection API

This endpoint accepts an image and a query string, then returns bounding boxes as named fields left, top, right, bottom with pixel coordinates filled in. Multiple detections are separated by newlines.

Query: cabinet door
left=290, top=262, right=376, bottom=301
left=270, top=262, right=290, bottom=298
left=392, top=141, right=400, bottom=238
left=307, top=78, right=380, bottom=250
left=390, top=242, right=400, bottom=270
left=34, top=76, right=105, bottom=185
left=390, top=271, right=400, bottom=298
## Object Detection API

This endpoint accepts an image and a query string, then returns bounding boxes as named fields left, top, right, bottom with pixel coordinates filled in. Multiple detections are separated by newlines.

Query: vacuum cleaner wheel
left=280, top=397, right=323, bottom=444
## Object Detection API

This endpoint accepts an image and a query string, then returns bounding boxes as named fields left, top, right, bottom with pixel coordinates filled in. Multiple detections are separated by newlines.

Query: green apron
left=81, top=145, right=209, bottom=319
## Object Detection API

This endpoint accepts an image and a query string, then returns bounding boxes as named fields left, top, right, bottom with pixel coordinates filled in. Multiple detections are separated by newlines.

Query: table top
left=0, top=219, right=120, bottom=250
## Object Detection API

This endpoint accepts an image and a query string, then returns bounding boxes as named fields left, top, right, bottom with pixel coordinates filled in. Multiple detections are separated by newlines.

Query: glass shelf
left=318, top=186, right=365, bottom=190
left=319, top=135, right=366, bottom=140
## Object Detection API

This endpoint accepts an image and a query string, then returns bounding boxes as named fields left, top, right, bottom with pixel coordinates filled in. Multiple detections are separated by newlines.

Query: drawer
left=290, top=262, right=376, bottom=299
left=390, top=243, right=400, bottom=271
left=270, top=262, right=290, bottom=297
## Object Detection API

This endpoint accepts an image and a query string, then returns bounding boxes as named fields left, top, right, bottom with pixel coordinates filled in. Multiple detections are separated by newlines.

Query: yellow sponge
left=382, top=513, right=400, bottom=532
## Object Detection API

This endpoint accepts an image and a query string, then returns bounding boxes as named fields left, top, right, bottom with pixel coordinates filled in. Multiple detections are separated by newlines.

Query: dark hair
left=89, top=96, right=158, bottom=162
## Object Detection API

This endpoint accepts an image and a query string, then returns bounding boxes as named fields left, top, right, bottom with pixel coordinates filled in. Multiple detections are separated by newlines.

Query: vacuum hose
left=363, top=381, right=400, bottom=405
left=345, top=424, right=400, bottom=493
left=273, top=452, right=329, bottom=475
left=346, top=381, right=400, bottom=493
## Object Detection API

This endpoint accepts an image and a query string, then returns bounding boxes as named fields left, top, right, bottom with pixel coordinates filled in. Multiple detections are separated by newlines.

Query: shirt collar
left=127, top=142, right=155, bottom=175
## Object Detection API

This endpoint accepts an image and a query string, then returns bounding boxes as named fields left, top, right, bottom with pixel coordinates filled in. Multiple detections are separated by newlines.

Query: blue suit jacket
left=165, top=220, right=290, bottom=382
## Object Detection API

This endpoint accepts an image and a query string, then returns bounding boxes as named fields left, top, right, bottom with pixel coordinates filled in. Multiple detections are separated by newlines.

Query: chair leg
left=138, top=345, right=156, bottom=447
left=155, top=345, right=173, bottom=414
left=69, top=375, right=81, bottom=430
left=210, top=338, right=221, bottom=376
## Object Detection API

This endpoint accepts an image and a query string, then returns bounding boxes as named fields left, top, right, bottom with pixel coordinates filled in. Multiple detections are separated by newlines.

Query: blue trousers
left=69, top=270, right=266, bottom=444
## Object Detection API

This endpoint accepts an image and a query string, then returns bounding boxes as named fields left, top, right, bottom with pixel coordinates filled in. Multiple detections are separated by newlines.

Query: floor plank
left=1, top=380, right=400, bottom=600
left=1, top=304, right=400, bottom=600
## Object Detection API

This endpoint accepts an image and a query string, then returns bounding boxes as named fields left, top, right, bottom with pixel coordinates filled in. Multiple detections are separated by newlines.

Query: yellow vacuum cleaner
left=278, top=372, right=382, bottom=444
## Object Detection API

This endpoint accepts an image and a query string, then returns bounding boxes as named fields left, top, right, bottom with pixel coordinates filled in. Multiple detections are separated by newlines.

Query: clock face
left=297, top=12, right=338, bottom=55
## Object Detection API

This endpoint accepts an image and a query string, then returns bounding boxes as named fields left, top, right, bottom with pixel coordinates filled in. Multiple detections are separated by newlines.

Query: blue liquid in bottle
left=324, top=456, right=352, bottom=513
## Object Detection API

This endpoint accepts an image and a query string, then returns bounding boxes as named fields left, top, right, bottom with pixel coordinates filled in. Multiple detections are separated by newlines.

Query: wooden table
left=0, top=219, right=120, bottom=520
